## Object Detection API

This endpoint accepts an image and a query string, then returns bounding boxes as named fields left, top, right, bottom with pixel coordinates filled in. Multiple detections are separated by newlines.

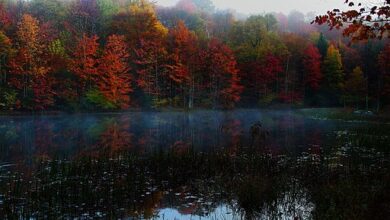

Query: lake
left=0, top=109, right=388, bottom=219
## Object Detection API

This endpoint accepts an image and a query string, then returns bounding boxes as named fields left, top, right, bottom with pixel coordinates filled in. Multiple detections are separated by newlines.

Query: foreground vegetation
left=298, top=108, right=390, bottom=123
left=1, top=125, right=389, bottom=219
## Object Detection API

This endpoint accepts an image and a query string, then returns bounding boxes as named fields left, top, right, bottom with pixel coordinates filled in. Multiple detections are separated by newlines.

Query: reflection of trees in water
left=34, top=121, right=58, bottom=160
left=1, top=137, right=387, bottom=219
left=0, top=111, right=338, bottom=161
left=0, top=112, right=388, bottom=219
left=221, top=119, right=243, bottom=156
left=0, top=122, right=22, bottom=162
left=83, top=117, right=134, bottom=157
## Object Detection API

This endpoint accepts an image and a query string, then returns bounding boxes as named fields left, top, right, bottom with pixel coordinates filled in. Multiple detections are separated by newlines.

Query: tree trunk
left=285, top=56, right=290, bottom=98
left=188, top=77, right=194, bottom=109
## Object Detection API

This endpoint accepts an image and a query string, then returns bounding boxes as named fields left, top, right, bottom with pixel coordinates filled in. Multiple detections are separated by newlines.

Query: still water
left=0, top=109, right=388, bottom=219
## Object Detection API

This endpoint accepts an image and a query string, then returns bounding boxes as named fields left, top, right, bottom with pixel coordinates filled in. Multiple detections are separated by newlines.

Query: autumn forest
left=0, top=0, right=387, bottom=111
left=1, top=0, right=390, bottom=219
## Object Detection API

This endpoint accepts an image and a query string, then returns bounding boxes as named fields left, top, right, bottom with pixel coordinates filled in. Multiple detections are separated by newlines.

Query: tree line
left=0, top=0, right=389, bottom=111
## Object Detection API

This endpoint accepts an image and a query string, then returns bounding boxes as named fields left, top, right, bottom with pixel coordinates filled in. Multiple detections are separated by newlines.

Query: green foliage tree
left=48, top=39, right=66, bottom=57
left=85, top=88, right=116, bottom=110
left=28, top=0, right=68, bottom=26
left=97, top=0, right=119, bottom=36
left=0, top=87, right=16, bottom=110
left=229, top=14, right=284, bottom=62
left=344, top=66, right=367, bottom=108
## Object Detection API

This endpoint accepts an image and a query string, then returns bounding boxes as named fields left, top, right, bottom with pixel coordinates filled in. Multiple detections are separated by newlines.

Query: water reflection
left=0, top=110, right=350, bottom=161
left=0, top=110, right=388, bottom=219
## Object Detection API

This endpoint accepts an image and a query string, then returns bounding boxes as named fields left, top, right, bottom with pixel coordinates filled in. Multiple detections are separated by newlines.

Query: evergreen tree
left=323, top=44, right=344, bottom=91
left=322, top=44, right=344, bottom=105
left=316, top=33, right=328, bottom=59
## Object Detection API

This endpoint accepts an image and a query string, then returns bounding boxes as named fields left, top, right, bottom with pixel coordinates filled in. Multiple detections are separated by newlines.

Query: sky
left=155, top=0, right=350, bottom=14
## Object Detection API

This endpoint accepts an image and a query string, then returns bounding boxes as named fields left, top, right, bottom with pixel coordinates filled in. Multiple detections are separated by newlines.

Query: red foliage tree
left=69, top=34, right=99, bottom=95
left=205, top=38, right=242, bottom=108
left=32, top=76, right=55, bottom=110
left=97, top=35, right=132, bottom=109
left=303, top=44, right=322, bottom=91
left=98, top=117, right=133, bottom=155
left=243, top=54, right=283, bottom=100
left=260, top=55, right=284, bottom=87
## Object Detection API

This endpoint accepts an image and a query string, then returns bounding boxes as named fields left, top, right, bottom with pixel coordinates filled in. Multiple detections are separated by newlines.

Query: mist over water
left=0, top=109, right=357, bottom=161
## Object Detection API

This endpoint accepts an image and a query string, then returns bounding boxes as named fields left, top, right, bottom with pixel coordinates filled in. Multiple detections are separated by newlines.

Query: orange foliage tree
left=112, top=0, right=168, bottom=106
left=167, top=20, right=200, bottom=108
left=97, top=34, right=132, bottom=109
left=8, top=14, right=54, bottom=110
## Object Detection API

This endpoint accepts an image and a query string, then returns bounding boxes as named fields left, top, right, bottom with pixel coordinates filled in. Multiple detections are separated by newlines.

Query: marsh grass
left=0, top=125, right=389, bottom=219
left=298, top=108, right=390, bottom=123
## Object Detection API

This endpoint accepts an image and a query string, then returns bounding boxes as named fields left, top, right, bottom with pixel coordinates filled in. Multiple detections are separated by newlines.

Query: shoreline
left=0, top=107, right=389, bottom=123
left=0, top=105, right=301, bottom=116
